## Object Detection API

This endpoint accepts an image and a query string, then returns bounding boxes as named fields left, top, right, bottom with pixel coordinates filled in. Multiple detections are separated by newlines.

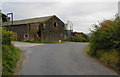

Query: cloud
left=2, top=0, right=120, bottom=2
left=2, top=2, right=118, bottom=33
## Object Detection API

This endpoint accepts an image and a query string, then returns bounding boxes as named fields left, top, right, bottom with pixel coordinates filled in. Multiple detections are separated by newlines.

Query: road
left=13, top=42, right=117, bottom=75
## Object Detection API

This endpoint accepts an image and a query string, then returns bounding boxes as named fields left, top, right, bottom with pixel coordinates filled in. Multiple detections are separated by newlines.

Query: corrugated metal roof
left=13, top=15, right=55, bottom=25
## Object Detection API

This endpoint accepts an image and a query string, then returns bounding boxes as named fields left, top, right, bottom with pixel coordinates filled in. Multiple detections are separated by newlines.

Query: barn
left=5, top=15, right=65, bottom=42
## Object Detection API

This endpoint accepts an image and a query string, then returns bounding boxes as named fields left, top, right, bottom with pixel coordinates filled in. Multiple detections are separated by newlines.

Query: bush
left=90, top=20, right=120, bottom=55
left=2, top=27, right=14, bottom=44
left=71, top=33, right=89, bottom=42
left=1, top=27, right=20, bottom=75
left=86, top=15, right=120, bottom=73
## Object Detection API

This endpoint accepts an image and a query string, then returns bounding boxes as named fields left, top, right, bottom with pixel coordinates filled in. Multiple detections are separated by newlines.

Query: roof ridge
left=13, top=15, right=56, bottom=25
left=14, top=15, right=55, bottom=22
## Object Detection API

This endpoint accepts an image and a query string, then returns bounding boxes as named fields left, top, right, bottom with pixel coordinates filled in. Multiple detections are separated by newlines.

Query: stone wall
left=6, top=24, right=28, bottom=41
left=5, top=15, right=65, bottom=42
left=41, top=16, right=65, bottom=42
left=29, top=23, right=41, bottom=41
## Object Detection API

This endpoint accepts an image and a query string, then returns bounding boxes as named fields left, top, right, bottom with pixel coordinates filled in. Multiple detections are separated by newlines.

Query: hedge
left=2, top=27, right=14, bottom=45
left=90, top=20, right=120, bottom=55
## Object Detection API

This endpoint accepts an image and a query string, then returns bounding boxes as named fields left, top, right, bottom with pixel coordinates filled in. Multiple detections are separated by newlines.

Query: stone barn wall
left=6, top=24, right=29, bottom=41
left=29, top=23, right=42, bottom=41
left=41, top=16, right=65, bottom=42
left=5, top=15, right=65, bottom=42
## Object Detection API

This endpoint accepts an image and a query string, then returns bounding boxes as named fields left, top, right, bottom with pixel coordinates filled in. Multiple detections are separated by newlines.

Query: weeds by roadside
left=2, top=44, right=20, bottom=75
left=13, top=40, right=64, bottom=44
left=84, top=45, right=120, bottom=74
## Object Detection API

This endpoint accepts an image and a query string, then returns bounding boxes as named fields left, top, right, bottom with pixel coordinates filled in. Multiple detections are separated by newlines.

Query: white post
left=118, top=1, right=120, bottom=17
left=59, top=40, right=62, bottom=43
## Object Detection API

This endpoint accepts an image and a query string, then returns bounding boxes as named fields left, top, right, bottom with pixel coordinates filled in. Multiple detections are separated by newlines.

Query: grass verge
left=84, top=45, right=120, bottom=74
left=2, top=44, right=20, bottom=75
left=13, top=40, right=64, bottom=44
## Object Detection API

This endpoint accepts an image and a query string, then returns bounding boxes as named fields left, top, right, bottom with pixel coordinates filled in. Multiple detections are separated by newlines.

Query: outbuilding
left=5, top=15, right=65, bottom=42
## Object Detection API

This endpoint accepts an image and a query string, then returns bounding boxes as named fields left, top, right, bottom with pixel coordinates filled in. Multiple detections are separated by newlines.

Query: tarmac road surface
left=13, top=42, right=118, bottom=75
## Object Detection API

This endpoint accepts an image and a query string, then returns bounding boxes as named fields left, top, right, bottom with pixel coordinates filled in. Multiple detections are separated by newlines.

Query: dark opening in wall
left=37, top=25, right=41, bottom=37
left=54, top=22, right=57, bottom=27
left=25, top=34, right=28, bottom=37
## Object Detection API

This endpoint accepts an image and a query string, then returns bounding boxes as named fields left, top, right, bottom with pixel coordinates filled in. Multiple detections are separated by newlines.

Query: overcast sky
left=1, top=0, right=119, bottom=33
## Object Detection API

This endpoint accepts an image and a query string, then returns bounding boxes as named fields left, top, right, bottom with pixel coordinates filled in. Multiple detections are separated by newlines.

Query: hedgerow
left=87, top=16, right=120, bottom=73
left=2, top=44, right=20, bottom=75
left=2, top=27, right=14, bottom=45
left=2, top=27, right=20, bottom=75
left=90, top=20, right=120, bottom=55
left=71, top=33, right=89, bottom=42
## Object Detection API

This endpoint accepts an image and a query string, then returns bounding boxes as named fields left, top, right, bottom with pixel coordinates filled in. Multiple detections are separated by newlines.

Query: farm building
left=5, top=15, right=65, bottom=42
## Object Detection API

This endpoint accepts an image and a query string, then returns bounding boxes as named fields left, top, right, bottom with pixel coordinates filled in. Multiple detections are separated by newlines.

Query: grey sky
left=1, top=0, right=120, bottom=2
left=1, top=0, right=119, bottom=33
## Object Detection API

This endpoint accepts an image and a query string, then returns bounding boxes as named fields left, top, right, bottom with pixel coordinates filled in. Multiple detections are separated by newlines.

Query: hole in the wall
left=54, top=22, right=57, bottom=27
left=24, top=34, right=28, bottom=41
left=37, top=31, right=41, bottom=37
left=37, top=25, right=41, bottom=37
left=25, top=34, right=28, bottom=37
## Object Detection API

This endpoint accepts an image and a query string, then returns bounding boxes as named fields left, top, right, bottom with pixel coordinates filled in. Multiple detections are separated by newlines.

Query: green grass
left=2, top=44, right=20, bottom=75
left=13, top=40, right=64, bottom=44
left=84, top=45, right=120, bottom=71
left=84, top=45, right=90, bottom=54
left=0, top=49, right=2, bottom=76
left=97, top=50, right=119, bottom=67
left=84, top=44, right=94, bottom=56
